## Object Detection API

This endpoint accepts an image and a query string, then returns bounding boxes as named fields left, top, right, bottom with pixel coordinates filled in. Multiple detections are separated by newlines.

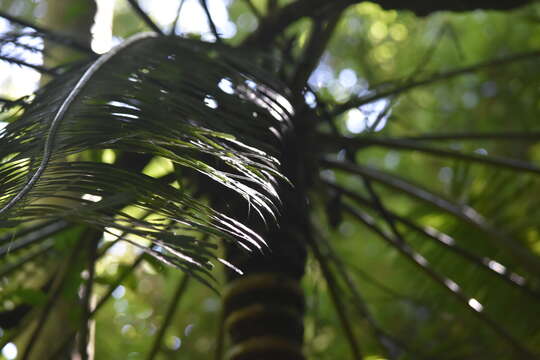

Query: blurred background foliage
left=1, top=0, right=540, bottom=359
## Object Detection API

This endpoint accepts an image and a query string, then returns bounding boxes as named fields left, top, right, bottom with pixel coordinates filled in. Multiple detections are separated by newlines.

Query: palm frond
left=0, top=33, right=293, bottom=280
left=341, top=203, right=537, bottom=358
left=320, top=134, right=540, bottom=175
left=323, top=179, right=540, bottom=300
left=321, top=158, right=540, bottom=277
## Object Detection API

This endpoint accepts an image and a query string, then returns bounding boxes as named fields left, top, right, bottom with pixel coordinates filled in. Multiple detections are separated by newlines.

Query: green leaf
left=0, top=34, right=293, bottom=281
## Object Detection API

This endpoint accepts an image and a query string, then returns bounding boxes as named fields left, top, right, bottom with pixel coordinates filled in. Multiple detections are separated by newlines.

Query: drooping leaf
left=0, top=33, right=293, bottom=280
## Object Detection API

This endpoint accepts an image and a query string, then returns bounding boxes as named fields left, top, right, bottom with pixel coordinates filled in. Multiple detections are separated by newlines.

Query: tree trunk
left=41, top=0, right=96, bottom=66
left=223, top=219, right=307, bottom=359
left=221, top=133, right=309, bottom=359
left=14, top=2, right=97, bottom=359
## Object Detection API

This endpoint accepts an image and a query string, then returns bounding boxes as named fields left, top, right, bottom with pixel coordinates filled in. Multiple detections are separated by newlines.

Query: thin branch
left=332, top=166, right=432, bottom=359
left=362, top=177, right=402, bottom=242
left=95, top=255, right=144, bottom=313
left=290, top=10, right=343, bottom=94
left=331, top=49, right=540, bottom=116
left=0, top=11, right=94, bottom=54
left=242, top=0, right=349, bottom=46
left=169, top=0, right=187, bottom=35
left=126, top=0, right=165, bottom=35
left=307, top=233, right=364, bottom=359
left=319, top=134, right=540, bottom=176
left=320, top=158, right=540, bottom=276
left=145, top=274, right=190, bottom=360
left=199, top=0, right=221, bottom=43
left=0, top=54, right=57, bottom=75
left=0, top=33, right=44, bottom=53
left=0, top=95, right=31, bottom=111
left=363, top=176, right=540, bottom=355
left=323, top=179, right=540, bottom=301
left=401, top=217, right=540, bottom=299
left=341, top=203, right=538, bottom=359
left=366, top=98, right=393, bottom=132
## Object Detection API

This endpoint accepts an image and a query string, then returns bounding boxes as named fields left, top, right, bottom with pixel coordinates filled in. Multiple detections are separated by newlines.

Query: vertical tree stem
left=145, top=274, right=190, bottom=360
left=79, top=229, right=101, bottom=360
left=20, top=241, right=81, bottom=360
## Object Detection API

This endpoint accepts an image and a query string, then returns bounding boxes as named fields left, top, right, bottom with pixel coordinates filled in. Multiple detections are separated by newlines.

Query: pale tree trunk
left=41, top=3, right=98, bottom=359
left=41, top=0, right=96, bottom=67
left=15, top=2, right=97, bottom=359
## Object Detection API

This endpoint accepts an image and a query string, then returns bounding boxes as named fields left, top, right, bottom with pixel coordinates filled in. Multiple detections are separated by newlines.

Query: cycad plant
left=1, top=1, right=540, bottom=359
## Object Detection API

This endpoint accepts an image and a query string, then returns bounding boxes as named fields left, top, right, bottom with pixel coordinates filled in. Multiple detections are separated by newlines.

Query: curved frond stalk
left=319, top=134, right=540, bottom=176
left=341, top=203, right=539, bottom=359
left=324, top=179, right=540, bottom=300
left=0, top=32, right=157, bottom=217
left=0, top=33, right=293, bottom=280
left=399, top=131, right=540, bottom=142
left=321, top=158, right=540, bottom=277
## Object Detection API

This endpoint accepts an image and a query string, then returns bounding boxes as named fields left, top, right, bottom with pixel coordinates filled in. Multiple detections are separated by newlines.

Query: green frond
left=0, top=34, right=293, bottom=279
